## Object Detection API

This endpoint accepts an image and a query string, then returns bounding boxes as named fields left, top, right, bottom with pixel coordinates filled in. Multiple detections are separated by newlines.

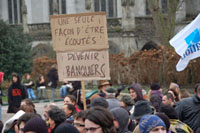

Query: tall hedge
left=0, top=20, right=32, bottom=79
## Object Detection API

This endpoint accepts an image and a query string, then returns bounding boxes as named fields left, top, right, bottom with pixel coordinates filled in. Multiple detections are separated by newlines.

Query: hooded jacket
left=175, top=94, right=200, bottom=132
left=128, top=83, right=144, bottom=103
left=7, top=74, right=27, bottom=113
left=110, top=107, right=132, bottom=133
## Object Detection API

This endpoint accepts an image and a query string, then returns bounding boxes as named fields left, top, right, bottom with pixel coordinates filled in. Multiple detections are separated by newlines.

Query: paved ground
left=1, top=100, right=64, bottom=123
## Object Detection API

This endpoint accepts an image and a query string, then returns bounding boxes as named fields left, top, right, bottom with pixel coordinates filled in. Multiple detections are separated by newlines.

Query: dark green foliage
left=0, top=20, right=32, bottom=79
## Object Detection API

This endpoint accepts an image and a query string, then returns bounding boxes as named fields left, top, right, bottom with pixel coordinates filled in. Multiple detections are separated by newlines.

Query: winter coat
left=169, top=119, right=193, bottom=133
left=7, top=75, right=27, bottom=113
left=175, top=94, right=200, bottom=132
left=47, top=68, right=58, bottom=88
left=110, top=107, right=132, bottom=133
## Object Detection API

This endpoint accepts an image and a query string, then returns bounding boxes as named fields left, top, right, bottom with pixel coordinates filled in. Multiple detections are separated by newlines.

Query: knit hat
left=90, top=97, right=108, bottom=108
left=23, top=118, right=48, bottom=133
left=121, top=95, right=134, bottom=106
left=150, top=83, right=161, bottom=90
left=130, top=100, right=153, bottom=120
left=155, top=113, right=170, bottom=131
left=105, top=87, right=116, bottom=93
left=55, top=123, right=79, bottom=133
left=139, top=114, right=166, bottom=133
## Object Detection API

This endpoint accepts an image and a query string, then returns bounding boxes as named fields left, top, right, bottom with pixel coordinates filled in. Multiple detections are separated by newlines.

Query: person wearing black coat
left=47, top=65, right=58, bottom=100
left=175, top=83, right=200, bottom=132
left=7, top=73, right=27, bottom=113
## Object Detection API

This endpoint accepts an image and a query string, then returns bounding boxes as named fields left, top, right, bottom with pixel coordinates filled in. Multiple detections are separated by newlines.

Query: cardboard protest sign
left=56, top=50, right=110, bottom=81
left=50, top=12, right=109, bottom=52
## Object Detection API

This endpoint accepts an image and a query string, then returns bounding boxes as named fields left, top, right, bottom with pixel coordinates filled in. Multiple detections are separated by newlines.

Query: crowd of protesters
left=0, top=70, right=200, bottom=133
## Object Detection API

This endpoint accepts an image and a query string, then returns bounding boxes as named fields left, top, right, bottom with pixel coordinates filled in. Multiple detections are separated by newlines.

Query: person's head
left=120, top=95, right=134, bottom=108
left=48, top=108, right=66, bottom=128
left=38, top=74, right=44, bottom=81
left=63, top=104, right=76, bottom=117
left=12, top=73, right=19, bottom=84
left=23, top=118, right=48, bottom=133
left=162, top=93, right=174, bottom=106
left=168, top=82, right=180, bottom=101
left=90, top=97, right=108, bottom=109
left=155, top=113, right=170, bottom=132
left=43, top=103, right=59, bottom=121
left=98, top=80, right=111, bottom=92
left=73, top=111, right=87, bottom=133
left=25, top=74, right=31, bottom=79
left=110, top=107, right=130, bottom=133
left=130, top=100, right=154, bottom=123
left=85, top=106, right=116, bottom=133
left=139, top=114, right=167, bottom=133
left=20, top=99, right=35, bottom=113
left=64, top=95, right=76, bottom=105
left=194, top=84, right=200, bottom=98
left=150, top=83, right=162, bottom=92
left=105, top=87, right=117, bottom=98
left=159, top=104, right=178, bottom=119
left=17, top=113, right=40, bottom=133
left=128, top=83, right=143, bottom=102
left=180, top=89, right=191, bottom=99
left=55, top=123, right=79, bottom=133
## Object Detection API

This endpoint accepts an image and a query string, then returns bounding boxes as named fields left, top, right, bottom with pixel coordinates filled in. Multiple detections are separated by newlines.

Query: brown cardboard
left=50, top=12, right=109, bottom=52
left=56, top=50, right=110, bottom=81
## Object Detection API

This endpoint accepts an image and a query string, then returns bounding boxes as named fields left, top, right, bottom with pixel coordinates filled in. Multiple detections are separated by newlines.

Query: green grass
left=2, top=96, right=7, bottom=103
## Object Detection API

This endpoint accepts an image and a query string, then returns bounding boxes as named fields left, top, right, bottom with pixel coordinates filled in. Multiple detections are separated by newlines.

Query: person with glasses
left=73, top=111, right=86, bottom=133
left=85, top=106, right=117, bottom=133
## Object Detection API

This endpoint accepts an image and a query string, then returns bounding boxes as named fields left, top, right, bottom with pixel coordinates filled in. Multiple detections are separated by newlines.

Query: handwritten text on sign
left=50, top=12, right=109, bottom=52
left=56, top=50, right=110, bottom=81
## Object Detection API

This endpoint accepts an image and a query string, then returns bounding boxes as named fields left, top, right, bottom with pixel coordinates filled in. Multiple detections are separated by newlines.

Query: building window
left=94, top=0, right=117, bottom=18
left=49, top=0, right=66, bottom=15
left=8, top=0, right=22, bottom=24
left=146, top=0, right=168, bottom=15
left=161, top=0, right=167, bottom=13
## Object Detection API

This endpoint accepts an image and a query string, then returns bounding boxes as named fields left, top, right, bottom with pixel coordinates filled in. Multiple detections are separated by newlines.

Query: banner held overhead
left=56, top=50, right=110, bottom=81
left=50, top=12, right=109, bottom=52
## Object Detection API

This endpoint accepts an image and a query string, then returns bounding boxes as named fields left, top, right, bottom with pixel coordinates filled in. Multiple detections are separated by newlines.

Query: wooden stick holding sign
left=81, top=80, right=87, bottom=110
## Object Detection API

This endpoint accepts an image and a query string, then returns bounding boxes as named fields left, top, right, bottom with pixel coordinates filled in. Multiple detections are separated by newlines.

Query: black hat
left=130, top=100, right=153, bottom=120
left=105, top=87, right=116, bottom=93
left=91, top=97, right=108, bottom=108
left=23, top=118, right=48, bottom=133
left=150, top=83, right=161, bottom=90
left=55, top=123, right=79, bottom=133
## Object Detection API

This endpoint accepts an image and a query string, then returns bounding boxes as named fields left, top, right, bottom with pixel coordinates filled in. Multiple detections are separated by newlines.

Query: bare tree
left=147, top=0, right=180, bottom=46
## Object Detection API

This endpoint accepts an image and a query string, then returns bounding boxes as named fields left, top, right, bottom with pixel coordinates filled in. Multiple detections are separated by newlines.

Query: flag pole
left=81, top=80, right=87, bottom=110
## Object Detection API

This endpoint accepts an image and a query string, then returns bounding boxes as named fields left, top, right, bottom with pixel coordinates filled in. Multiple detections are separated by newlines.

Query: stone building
left=0, top=0, right=200, bottom=57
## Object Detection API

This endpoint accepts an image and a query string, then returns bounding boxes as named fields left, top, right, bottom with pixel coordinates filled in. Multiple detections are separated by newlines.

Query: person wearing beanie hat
left=105, top=87, right=120, bottom=110
left=23, top=117, right=48, bottom=133
left=55, top=123, right=79, bottom=133
left=120, top=95, right=134, bottom=112
left=139, top=114, right=167, bottom=133
left=90, top=97, right=109, bottom=109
